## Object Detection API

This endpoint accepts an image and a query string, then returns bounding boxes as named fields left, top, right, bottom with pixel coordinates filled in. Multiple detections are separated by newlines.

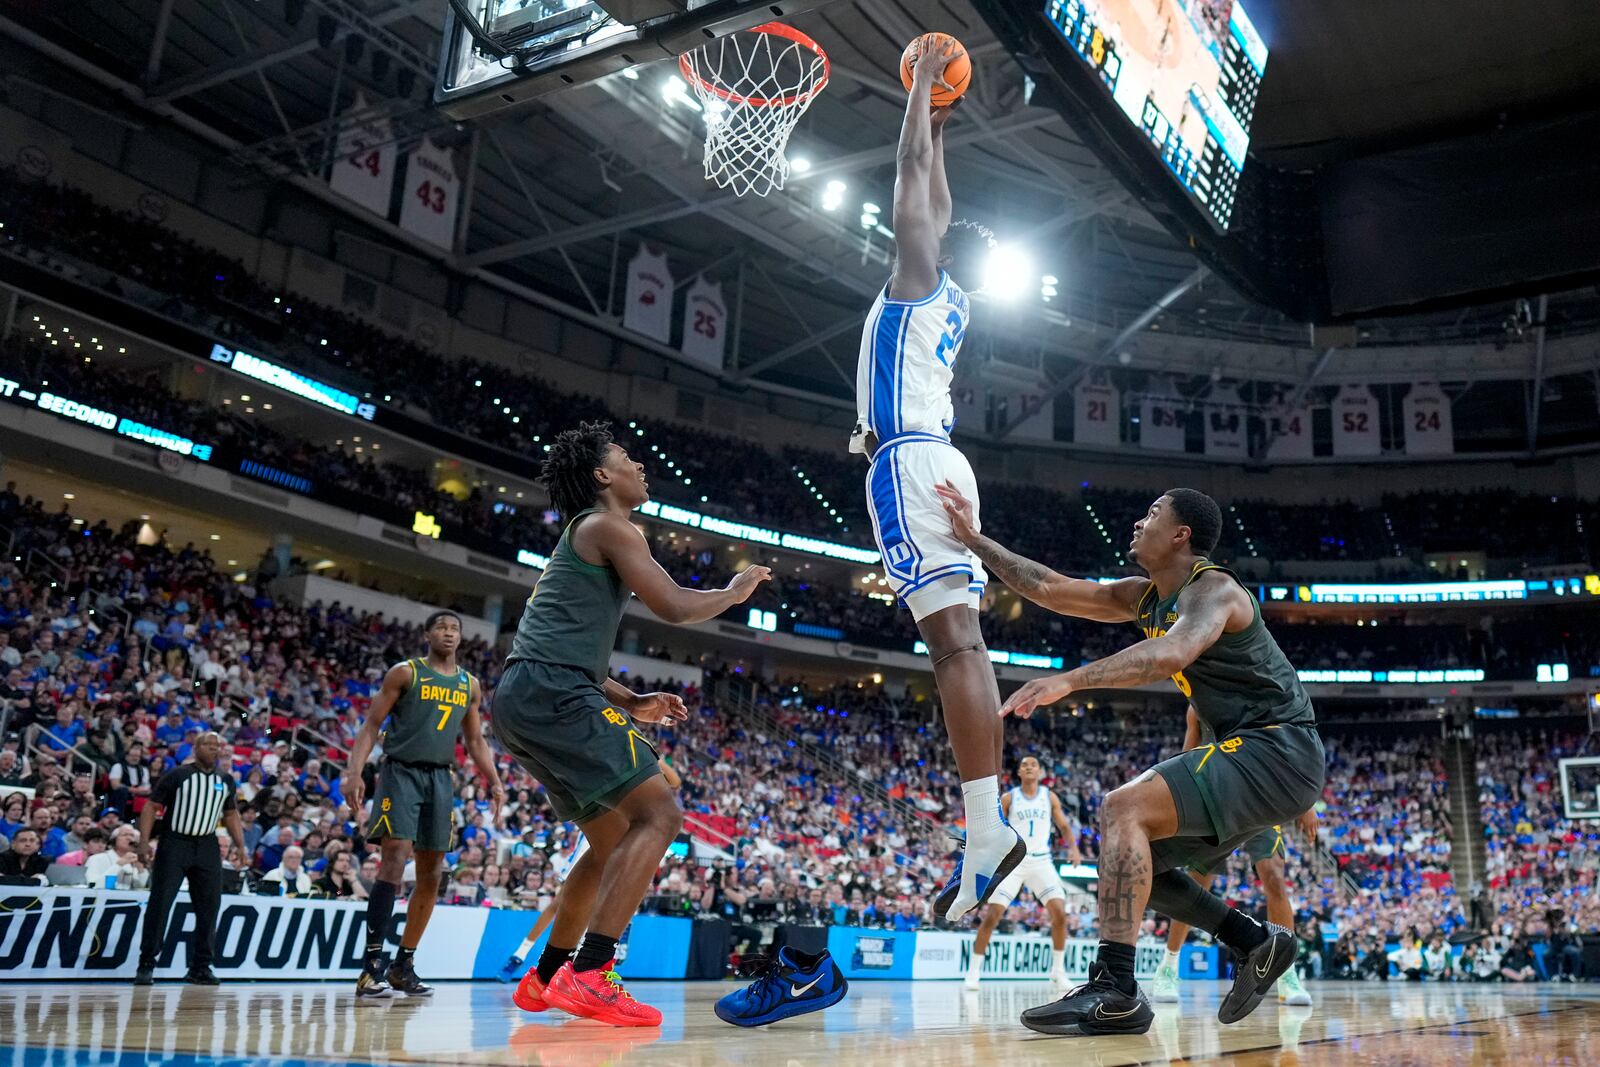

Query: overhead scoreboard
left=1043, top=0, right=1267, bottom=229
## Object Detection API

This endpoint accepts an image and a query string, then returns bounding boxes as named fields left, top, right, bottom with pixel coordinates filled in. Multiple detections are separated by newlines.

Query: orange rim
left=679, top=22, right=831, bottom=108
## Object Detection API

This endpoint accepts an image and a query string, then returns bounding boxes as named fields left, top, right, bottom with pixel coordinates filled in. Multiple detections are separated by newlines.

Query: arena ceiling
left=3, top=0, right=1599, bottom=417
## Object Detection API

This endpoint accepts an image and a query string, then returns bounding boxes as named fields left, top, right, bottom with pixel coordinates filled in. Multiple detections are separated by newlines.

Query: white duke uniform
left=991, top=785, right=1067, bottom=907
left=853, top=269, right=986, bottom=619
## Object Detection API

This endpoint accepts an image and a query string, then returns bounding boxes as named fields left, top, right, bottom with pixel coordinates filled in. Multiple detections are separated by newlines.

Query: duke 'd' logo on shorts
left=887, top=543, right=913, bottom=568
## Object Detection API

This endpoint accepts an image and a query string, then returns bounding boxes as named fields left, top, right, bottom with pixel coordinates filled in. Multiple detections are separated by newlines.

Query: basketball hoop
left=679, top=23, right=829, bottom=198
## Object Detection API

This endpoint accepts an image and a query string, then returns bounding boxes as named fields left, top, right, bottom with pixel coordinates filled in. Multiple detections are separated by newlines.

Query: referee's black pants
left=139, top=834, right=222, bottom=971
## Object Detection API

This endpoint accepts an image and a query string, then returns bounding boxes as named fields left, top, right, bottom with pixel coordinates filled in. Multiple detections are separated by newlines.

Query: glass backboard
left=1559, top=755, right=1600, bottom=820
left=435, top=0, right=825, bottom=119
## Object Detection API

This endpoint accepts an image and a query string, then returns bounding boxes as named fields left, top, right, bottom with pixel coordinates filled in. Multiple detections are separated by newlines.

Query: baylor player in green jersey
left=342, top=610, right=504, bottom=999
left=1151, top=705, right=1318, bottom=1008
left=938, top=484, right=1325, bottom=1037
left=496, top=421, right=768, bottom=1026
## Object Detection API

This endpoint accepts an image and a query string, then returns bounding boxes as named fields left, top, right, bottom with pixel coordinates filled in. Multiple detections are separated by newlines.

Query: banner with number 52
left=1331, top=384, right=1381, bottom=457
left=398, top=136, right=460, bottom=250
left=328, top=94, right=396, bottom=217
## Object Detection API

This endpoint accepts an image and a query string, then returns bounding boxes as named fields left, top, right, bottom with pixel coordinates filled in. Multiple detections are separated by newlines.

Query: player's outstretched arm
left=890, top=35, right=961, bottom=300
left=937, top=480, right=1147, bottom=622
left=1050, top=792, right=1082, bottom=864
left=341, top=661, right=413, bottom=814
left=999, top=572, right=1249, bottom=717
left=461, top=676, right=506, bottom=817
left=588, top=512, right=770, bottom=624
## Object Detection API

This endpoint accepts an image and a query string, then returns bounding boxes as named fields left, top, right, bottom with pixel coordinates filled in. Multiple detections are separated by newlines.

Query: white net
left=679, top=23, right=829, bottom=198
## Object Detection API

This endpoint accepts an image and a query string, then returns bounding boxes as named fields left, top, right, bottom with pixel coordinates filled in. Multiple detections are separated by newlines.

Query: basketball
left=900, top=32, right=971, bottom=108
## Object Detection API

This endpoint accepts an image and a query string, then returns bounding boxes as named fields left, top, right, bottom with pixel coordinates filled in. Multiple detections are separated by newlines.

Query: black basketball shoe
left=355, top=957, right=394, bottom=1001
left=185, top=967, right=220, bottom=985
left=386, top=955, right=435, bottom=998
left=1218, top=924, right=1297, bottom=1025
left=1019, top=960, right=1153, bottom=1036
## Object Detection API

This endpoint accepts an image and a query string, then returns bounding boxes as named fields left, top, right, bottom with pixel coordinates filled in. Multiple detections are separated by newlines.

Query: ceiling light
left=984, top=244, right=1034, bottom=301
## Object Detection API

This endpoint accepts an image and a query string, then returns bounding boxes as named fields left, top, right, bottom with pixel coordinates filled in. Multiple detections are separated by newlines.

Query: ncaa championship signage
left=0, top=889, right=491, bottom=981
left=0, top=889, right=694, bottom=981
left=912, top=932, right=1164, bottom=981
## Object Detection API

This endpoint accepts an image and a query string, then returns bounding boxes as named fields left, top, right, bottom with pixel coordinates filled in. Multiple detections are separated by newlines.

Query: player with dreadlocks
left=494, top=421, right=769, bottom=1026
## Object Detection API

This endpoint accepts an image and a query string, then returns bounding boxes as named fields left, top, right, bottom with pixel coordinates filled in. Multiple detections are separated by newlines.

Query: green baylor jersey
left=382, top=658, right=473, bottom=765
left=1135, top=560, right=1315, bottom=738
left=508, top=507, right=632, bottom=681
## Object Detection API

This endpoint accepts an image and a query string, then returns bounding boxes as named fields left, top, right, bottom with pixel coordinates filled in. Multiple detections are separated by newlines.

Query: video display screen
left=1044, top=0, right=1268, bottom=228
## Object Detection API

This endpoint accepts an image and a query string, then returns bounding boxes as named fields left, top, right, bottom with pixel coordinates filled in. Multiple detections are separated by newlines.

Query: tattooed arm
left=935, top=480, right=1148, bottom=622
left=999, top=572, right=1250, bottom=718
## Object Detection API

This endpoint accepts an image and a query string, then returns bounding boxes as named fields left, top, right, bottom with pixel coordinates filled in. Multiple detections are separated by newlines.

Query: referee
left=135, top=730, right=247, bottom=986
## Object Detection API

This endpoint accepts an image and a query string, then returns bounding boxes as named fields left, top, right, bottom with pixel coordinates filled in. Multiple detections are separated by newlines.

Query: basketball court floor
left=4, top=980, right=1597, bottom=1066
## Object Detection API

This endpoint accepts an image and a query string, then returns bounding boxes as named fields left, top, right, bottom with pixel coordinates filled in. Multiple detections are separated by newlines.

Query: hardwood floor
left=4, top=979, right=1598, bottom=1066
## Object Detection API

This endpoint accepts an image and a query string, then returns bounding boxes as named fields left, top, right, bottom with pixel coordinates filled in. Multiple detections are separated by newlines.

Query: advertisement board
left=912, top=932, right=1165, bottom=981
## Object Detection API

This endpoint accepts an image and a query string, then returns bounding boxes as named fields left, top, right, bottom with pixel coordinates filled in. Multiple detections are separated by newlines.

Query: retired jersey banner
left=398, top=137, right=461, bottom=250
left=1073, top=381, right=1120, bottom=447
left=328, top=95, right=396, bottom=217
left=911, top=931, right=1163, bottom=981
left=623, top=245, right=673, bottom=344
left=1265, top=404, right=1314, bottom=461
left=1203, top=385, right=1248, bottom=458
left=680, top=277, right=728, bottom=371
left=1403, top=382, right=1454, bottom=455
left=1140, top=386, right=1187, bottom=452
left=1331, top=384, right=1381, bottom=457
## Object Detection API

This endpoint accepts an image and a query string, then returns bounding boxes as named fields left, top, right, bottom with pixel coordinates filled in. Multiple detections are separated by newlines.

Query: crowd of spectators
left=1, top=483, right=1597, bottom=979
left=11, top=326, right=1598, bottom=679
left=5, top=166, right=1600, bottom=578
left=1475, top=728, right=1600, bottom=975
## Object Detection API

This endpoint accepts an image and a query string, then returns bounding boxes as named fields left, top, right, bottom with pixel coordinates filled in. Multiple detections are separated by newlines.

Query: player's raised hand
left=999, top=673, right=1074, bottom=719
left=913, top=33, right=964, bottom=92
left=631, top=692, right=689, bottom=724
left=930, top=98, right=962, bottom=133
left=725, top=564, right=772, bottom=602
left=936, top=479, right=981, bottom=545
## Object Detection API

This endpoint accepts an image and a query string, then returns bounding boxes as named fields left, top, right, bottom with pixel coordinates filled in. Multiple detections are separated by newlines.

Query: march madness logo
left=852, top=934, right=896, bottom=970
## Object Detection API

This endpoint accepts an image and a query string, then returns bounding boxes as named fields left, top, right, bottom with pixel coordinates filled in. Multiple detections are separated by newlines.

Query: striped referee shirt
left=151, top=763, right=239, bottom=839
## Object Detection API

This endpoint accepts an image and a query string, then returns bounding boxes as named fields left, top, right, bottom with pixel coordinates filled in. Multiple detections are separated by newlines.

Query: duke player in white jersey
left=851, top=35, right=1024, bottom=922
left=966, top=757, right=1081, bottom=989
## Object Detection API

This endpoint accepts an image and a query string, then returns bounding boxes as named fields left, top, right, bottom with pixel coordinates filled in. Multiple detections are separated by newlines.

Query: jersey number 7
left=435, top=703, right=456, bottom=731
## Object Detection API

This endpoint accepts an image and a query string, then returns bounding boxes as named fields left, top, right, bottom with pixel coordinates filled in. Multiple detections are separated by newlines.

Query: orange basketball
left=899, top=32, right=971, bottom=109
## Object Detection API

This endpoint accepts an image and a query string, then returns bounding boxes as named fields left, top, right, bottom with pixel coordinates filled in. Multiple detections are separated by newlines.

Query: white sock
left=1165, top=949, right=1181, bottom=968
left=962, top=776, right=1005, bottom=839
left=969, top=951, right=985, bottom=974
left=516, top=937, right=538, bottom=958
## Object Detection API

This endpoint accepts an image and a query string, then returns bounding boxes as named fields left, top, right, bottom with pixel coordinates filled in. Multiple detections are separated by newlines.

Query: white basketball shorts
left=864, top=433, right=987, bottom=621
left=990, top=853, right=1067, bottom=908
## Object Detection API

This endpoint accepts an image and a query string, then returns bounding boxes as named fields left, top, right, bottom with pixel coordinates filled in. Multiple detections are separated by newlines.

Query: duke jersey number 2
left=855, top=270, right=971, bottom=440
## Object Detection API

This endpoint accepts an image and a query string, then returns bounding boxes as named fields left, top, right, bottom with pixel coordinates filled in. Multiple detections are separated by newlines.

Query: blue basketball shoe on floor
left=714, top=948, right=848, bottom=1027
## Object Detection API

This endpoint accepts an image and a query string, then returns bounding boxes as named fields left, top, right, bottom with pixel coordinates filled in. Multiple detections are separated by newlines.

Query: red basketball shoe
left=543, top=961, right=662, bottom=1027
left=513, top=967, right=551, bottom=1013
